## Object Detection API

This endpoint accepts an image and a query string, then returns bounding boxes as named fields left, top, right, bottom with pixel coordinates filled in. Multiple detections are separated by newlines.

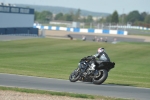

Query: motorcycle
left=69, top=56, right=115, bottom=84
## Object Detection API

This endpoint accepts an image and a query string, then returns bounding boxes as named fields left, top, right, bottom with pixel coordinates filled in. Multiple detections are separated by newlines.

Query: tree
left=63, top=14, right=73, bottom=21
left=144, top=15, right=150, bottom=24
left=54, top=13, right=63, bottom=20
left=111, top=10, right=119, bottom=24
left=105, top=15, right=112, bottom=23
left=34, top=11, right=40, bottom=21
left=126, top=10, right=141, bottom=24
left=36, top=11, right=52, bottom=22
left=119, top=14, right=127, bottom=24
left=140, top=12, right=148, bottom=21
left=98, top=17, right=106, bottom=23
left=86, top=15, right=93, bottom=23
left=74, top=9, right=81, bottom=21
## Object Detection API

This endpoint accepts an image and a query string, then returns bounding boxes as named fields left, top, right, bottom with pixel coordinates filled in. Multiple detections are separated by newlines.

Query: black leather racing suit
left=84, top=51, right=110, bottom=70
left=93, top=51, right=110, bottom=65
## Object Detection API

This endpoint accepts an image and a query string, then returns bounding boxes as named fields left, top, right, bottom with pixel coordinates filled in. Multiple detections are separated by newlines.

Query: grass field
left=0, top=38, right=150, bottom=88
left=0, top=86, right=130, bottom=100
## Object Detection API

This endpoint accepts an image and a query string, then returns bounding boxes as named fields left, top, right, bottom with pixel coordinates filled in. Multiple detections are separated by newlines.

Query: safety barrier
left=110, top=25, right=150, bottom=30
left=34, top=25, right=128, bottom=35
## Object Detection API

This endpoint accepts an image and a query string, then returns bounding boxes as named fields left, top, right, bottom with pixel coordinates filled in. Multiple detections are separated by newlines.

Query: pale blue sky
left=1, top=0, right=150, bottom=14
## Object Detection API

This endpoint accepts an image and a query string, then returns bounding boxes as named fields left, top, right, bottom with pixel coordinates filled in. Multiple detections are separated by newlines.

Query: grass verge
left=0, top=38, right=150, bottom=88
left=0, top=86, right=130, bottom=100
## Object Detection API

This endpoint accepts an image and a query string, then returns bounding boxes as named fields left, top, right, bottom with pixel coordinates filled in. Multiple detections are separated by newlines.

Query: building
left=0, top=3, right=38, bottom=35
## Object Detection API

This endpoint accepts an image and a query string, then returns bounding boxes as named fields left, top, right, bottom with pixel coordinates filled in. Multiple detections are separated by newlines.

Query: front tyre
left=92, top=69, right=108, bottom=84
left=69, top=69, right=81, bottom=82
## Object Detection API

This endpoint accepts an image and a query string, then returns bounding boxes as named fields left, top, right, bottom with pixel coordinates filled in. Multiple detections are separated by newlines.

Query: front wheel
left=92, top=69, right=108, bottom=84
left=69, top=68, right=81, bottom=82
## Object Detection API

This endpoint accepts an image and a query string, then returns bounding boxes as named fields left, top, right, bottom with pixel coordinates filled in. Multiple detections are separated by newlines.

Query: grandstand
left=0, top=2, right=38, bottom=35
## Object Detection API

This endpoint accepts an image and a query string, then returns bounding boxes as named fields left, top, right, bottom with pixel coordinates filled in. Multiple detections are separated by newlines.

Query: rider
left=93, top=48, right=110, bottom=62
left=88, top=48, right=110, bottom=70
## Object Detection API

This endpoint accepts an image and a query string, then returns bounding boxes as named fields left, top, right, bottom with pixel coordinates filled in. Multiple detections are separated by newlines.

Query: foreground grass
left=0, top=86, right=130, bottom=100
left=0, top=38, right=150, bottom=88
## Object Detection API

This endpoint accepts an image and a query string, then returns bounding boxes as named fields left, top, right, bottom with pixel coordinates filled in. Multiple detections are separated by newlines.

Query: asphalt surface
left=67, top=34, right=145, bottom=42
left=0, top=33, right=149, bottom=43
left=0, top=35, right=39, bottom=41
left=0, top=73, right=150, bottom=100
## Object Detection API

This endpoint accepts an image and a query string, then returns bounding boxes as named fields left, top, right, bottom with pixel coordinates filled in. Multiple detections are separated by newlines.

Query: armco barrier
left=34, top=25, right=128, bottom=35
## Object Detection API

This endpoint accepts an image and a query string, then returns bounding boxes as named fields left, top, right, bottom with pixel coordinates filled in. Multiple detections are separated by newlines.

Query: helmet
left=97, top=48, right=104, bottom=53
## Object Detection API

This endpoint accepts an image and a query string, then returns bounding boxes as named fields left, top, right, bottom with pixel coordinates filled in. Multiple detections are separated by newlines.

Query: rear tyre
left=69, top=69, right=81, bottom=82
left=92, top=69, right=108, bottom=84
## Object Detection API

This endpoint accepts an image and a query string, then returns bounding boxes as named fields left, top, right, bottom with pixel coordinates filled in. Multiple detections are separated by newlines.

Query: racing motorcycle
left=69, top=56, right=115, bottom=84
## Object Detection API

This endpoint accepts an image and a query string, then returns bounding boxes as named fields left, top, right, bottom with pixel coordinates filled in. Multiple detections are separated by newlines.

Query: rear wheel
left=69, top=68, right=81, bottom=82
left=92, top=69, right=108, bottom=84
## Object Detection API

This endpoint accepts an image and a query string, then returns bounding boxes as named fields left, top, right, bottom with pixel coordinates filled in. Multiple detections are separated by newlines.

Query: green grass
left=0, top=38, right=150, bottom=88
left=0, top=86, right=131, bottom=100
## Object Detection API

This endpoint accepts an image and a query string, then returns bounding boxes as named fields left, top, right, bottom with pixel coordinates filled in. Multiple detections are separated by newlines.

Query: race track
left=0, top=32, right=150, bottom=100
left=0, top=73, right=150, bottom=100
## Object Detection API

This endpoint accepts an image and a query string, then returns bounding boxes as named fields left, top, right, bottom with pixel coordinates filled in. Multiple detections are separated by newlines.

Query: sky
left=1, top=0, right=150, bottom=14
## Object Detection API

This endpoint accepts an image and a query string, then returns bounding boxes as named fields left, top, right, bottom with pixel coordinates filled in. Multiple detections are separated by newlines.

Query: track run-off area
left=0, top=31, right=150, bottom=100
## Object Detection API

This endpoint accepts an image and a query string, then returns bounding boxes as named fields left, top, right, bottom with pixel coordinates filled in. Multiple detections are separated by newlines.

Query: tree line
left=34, top=9, right=150, bottom=27
left=107, top=10, right=150, bottom=27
